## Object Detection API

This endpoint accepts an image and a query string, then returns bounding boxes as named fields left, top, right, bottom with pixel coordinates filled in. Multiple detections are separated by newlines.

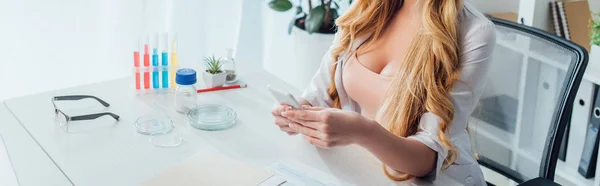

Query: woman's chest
left=356, top=26, right=418, bottom=77
left=341, top=53, right=393, bottom=119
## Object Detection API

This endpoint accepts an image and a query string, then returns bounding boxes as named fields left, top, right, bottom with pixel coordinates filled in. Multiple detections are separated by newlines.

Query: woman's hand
left=271, top=104, right=298, bottom=135
left=282, top=106, right=376, bottom=148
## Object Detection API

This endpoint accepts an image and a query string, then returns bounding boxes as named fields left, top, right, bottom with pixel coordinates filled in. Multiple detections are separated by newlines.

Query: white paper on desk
left=140, top=150, right=273, bottom=186
left=0, top=135, right=18, bottom=186
left=267, top=161, right=353, bottom=186
left=257, top=175, right=296, bottom=186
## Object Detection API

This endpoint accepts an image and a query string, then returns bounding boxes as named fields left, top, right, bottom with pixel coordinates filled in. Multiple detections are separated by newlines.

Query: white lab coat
left=300, top=2, right=497, bottom=186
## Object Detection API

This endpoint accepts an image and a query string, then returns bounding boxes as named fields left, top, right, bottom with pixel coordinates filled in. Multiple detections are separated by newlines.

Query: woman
left=272, top=0, right=495, bottom=185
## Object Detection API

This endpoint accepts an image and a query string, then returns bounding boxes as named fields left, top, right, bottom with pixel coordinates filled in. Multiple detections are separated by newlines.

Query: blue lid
left=176, top=68, right=197, bottom=85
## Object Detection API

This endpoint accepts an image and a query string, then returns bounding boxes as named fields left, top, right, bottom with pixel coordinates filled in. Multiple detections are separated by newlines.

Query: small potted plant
left=203, top=55, right=227, bottom=87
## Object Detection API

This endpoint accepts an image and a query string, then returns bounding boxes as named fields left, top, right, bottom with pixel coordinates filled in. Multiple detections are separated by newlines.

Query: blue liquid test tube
left=152, top=48, right=159, bottom=89
left=162, top=52, right=169, bottom=88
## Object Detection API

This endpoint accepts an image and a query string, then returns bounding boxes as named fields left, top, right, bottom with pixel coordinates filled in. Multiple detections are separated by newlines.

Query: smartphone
left=267, top=85, right=302, bottom=109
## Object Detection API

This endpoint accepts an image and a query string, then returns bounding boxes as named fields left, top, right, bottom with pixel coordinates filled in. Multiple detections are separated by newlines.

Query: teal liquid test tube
left=152, top=48, right=159, bottom=89
left=161, top=33, right=169, bottom=88
left=162, top=52, right=169, bottom=88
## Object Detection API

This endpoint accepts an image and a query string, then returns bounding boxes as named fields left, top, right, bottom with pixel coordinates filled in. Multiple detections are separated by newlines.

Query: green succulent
left=203, top=55, right=223, bottom=74
left=592, top=13, right=600, bottom=46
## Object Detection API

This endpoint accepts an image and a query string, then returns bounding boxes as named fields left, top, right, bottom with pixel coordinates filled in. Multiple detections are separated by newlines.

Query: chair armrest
left=518, top=177, right=560, bottom=186
left=478, top=155, right=525, bottom=183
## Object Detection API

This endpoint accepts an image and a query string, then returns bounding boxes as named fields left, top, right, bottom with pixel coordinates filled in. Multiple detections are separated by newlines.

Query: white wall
left=469, top=0, right=520, bottom=13
left=171, top=0, right=243, bottom=69
left=590, top=0, right=600, bottom=13
left=261, top=3, right=297, bottom=86
left=0, top=0, right=139, bottom=100
left=0, top=0, right=562, bottom=101
left=0, top=0, right=243, bottom=101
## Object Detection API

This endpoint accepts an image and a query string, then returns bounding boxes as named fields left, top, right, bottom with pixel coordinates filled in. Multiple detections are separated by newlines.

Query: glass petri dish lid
left=187, top=104, right=237, bottom=131
left=134, top=115, right=173, bottom=135
left=150, top=127, right=184, bottom=148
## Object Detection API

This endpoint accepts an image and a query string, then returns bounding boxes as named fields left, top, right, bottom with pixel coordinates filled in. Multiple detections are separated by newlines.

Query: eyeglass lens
left=55, top=111, right=68, bottom=128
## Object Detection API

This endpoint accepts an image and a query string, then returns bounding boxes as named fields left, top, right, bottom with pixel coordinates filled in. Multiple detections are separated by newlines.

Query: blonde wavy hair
left=328, top=0, right=463, bottom=181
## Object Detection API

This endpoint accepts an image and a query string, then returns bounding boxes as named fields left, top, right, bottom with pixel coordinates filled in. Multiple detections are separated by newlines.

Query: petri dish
left=187, top=104, right=237, bottom=131
left=150, top=128, right=184, bottom=148
left=134, top=115, right=173, bottom=135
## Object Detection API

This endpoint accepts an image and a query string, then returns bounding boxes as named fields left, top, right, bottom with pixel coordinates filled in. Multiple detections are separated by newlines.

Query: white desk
left=0, top=104, right=72, bottom=186
left=3, top=68, right=461, bottom=186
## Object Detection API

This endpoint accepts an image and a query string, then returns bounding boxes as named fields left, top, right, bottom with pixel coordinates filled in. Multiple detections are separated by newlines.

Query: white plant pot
left=291, top=26, right=336, bottom=89
left=203, top=71, right=227, bottom=88
left=261, top=26, right=335, bottom=90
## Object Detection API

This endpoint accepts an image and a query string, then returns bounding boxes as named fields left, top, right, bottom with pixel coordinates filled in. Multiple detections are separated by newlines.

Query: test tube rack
left=132, top=33, right=179, bottom=94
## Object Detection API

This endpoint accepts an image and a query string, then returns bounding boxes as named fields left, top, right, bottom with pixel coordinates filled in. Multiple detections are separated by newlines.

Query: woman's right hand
left=271, top=104, right=298, bottom=135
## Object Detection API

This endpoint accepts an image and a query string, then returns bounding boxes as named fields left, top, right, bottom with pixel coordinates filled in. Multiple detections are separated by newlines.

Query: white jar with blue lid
left=174, top=68, right=197, bottom=113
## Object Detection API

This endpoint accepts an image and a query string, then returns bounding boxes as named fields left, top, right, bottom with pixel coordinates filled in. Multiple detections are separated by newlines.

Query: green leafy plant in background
left=592, top=13, right=600, bottom=46
left=268, top=0, right=353, bottom=35
left=203, top=55, right=223, bottom=74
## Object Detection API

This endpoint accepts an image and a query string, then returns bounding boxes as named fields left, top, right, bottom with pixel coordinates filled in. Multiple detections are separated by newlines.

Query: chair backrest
left=472, top=17, right=588, bottom=183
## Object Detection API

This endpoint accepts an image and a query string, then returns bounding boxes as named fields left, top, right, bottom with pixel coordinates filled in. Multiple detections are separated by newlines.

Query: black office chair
left=471, top=17, right=588, bottom=185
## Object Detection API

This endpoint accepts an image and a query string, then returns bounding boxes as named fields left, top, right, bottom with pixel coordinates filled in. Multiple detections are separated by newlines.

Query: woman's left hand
left=282, top=105, right=376, bottom=148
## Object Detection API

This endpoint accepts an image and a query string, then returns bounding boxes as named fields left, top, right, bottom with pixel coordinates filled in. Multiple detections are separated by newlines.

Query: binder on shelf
left=562, top=0, right=592, bottom=52
left=579, top=85, right=600, bottom=178
left=567, top=81, right=595, bottom=170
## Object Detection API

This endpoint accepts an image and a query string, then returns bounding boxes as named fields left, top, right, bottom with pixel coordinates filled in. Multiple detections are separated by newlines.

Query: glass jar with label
left=174, top=68, right=197, bottom=114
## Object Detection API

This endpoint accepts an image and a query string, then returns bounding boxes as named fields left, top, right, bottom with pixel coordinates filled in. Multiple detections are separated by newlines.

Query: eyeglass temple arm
left=70, top=112, right=120, bottom=121
left=53, top=95, right=110, bottom=107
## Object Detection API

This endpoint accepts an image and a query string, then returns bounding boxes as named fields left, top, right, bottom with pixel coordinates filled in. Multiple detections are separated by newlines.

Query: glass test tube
left=152, top=33, right=160, bottom=89
left=143, top=36, right=150, bottom=89
left=170, top=35, right=178, bottom=88
left=134, top=39, right=141, bottom=90
left=161, top=32, right=169, bottom=88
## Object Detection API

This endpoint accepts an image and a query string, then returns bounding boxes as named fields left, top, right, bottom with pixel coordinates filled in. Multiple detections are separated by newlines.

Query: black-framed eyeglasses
left=52, top=95, right=120, bottom=131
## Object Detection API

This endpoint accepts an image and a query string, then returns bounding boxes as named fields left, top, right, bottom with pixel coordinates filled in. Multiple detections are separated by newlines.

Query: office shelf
left=489, top=27, right=598, bottom=186
left=496, top=37, right=569, bottom=71
left=555, top=161, right=595, bottom=186
left=469, top=116, right=514, bottom=150
left=583, top=48, right=600, bottom=85
left=480, top=1, right=600, bottom=185
left=497, top=30, right=600, bottom=86
left=517, top=147, right=540, bottom=164
left=516, top=146, right=595, bottom=186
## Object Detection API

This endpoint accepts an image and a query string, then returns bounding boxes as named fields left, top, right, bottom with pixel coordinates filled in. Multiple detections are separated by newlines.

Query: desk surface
left=3, top=68, right=460, bottom=186
left=0, top=104, right=71, bottom=186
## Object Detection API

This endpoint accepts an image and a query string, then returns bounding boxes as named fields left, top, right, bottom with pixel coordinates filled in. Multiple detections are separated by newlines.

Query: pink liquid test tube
left=143, top=37, right=150, bottom=89
left=134, top=40, right=141, bottom=90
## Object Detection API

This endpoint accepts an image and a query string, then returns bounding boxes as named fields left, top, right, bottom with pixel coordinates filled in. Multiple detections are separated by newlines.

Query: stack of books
left=550, top=0, right=592, bottom=52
